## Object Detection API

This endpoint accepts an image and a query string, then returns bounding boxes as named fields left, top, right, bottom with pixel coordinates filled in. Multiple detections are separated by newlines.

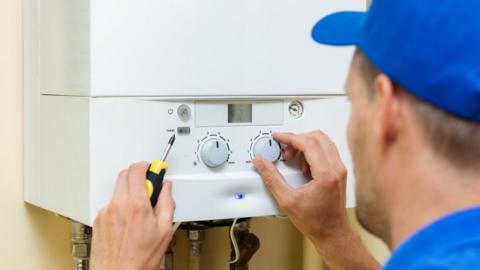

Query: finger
left=154, top=181, right=176, bottom=227
left=295, top=131, right=341, bottom=180
left=273, top=132, right=308, bottom=153
left=272, top=133, right=297, bottom=160
left=126, top=162, right=151, bottom=204
left=274, top=132, right=323, bottom=164
left=312, top=131, right=340, bottom=160
left=253, top=156, right=295, bottom=206
left=300, top=155, right=312, bottom=180
left=111, top=170, right=129, bottom=207
left=282, top=145, right=298, bottom=161
left=317, top=133, right=346, bottom=172
left=274, top=132, right=326, bottom=163
left=309, top=131, right=347, bottom=180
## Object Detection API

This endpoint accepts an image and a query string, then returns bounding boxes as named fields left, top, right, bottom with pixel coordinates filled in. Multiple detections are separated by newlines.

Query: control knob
left=200, top=139, right=229, bottom=168
left=252, top=136, right=281, bottom=162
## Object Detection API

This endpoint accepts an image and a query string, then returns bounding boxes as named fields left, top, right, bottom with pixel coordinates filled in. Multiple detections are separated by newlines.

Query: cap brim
left=312, top=11, right=365, bottom=46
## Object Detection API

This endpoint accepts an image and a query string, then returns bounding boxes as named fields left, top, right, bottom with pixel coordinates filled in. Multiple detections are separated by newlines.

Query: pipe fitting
left=70, top=221, right=92, bottom=270
left=188, top=230, right=206, bottom=257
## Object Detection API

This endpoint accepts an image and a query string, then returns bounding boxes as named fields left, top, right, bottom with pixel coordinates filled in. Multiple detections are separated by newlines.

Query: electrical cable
left=226, top=218, right=239, bottom=270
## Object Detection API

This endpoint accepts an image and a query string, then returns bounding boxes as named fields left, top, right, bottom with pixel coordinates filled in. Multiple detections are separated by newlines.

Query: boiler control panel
left=39, top=96, right=355, bottom=224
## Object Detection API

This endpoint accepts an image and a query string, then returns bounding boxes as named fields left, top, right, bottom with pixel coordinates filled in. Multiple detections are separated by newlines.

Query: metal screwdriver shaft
left=146, top=134, right=176, bottom=207
left=160, top=134, right=176, bottom=162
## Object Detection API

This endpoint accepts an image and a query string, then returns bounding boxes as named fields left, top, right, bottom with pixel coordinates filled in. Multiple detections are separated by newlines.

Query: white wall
left=0, top=1, right=72, bottom=269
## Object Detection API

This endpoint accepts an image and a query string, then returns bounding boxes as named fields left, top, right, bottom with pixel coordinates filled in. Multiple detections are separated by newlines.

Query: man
left=90, top=0, right=480, bottom=269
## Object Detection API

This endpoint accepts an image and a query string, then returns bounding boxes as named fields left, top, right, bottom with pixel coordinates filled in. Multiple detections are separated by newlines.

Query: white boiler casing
left=24, top=0, right=364, bottom=225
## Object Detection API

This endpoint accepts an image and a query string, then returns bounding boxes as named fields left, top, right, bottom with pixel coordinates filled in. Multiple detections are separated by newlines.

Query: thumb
left=154, top=181, right=176, bottom=227
left=253, top=157, right=294, bottom=206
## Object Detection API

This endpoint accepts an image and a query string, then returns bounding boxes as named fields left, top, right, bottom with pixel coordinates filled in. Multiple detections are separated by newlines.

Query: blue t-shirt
left=383, top=207, right=480, bottom=269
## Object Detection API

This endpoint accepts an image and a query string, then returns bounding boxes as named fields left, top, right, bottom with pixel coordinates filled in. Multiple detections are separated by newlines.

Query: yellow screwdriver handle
left=145, top=160, right=169, bottom=207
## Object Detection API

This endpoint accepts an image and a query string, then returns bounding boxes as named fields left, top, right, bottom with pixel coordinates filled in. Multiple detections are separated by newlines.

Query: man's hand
left=90, top=162, right=176, bottom=270
left=253, top=131, right=380, bottom=270
left=253, top=131, right=350, bottom=240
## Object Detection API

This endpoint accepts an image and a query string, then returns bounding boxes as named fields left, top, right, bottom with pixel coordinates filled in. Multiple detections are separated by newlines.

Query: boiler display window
left=228, top=104, right=252, bottom=123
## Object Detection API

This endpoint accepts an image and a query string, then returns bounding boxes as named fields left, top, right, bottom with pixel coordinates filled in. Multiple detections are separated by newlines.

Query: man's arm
left=253, top=131, right=380, bottom=270
left=90, top=162, right=175, bottom=270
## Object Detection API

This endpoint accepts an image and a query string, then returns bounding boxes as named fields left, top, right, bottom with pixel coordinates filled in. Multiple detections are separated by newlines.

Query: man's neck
left=385, top=149, right=480, bottom=249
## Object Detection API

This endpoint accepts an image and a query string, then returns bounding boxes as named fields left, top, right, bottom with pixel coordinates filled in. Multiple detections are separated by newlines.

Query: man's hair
left=355, top=49, right=480, bottom=170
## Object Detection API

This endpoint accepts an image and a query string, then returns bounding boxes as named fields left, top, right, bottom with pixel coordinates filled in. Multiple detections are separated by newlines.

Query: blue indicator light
left=235, top=193, right=246, bottom=200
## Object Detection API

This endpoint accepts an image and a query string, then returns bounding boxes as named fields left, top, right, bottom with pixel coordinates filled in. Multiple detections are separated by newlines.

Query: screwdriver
left=145, top=134, right=176, bottom=207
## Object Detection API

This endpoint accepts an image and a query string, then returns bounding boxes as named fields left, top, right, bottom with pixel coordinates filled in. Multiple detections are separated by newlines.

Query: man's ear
left=373, top=74, right=404, bottom=153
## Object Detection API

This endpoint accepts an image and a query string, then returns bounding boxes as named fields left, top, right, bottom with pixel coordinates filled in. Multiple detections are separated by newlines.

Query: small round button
left=253, top=136, right=281, bottom=162
left=200, top=139, right=229, bottom=168
left=177, top=104, right=191, bottom=122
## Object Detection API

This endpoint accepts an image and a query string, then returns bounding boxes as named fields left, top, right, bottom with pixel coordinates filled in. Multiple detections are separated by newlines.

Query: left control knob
left=200, top=139, right=229, bottom=168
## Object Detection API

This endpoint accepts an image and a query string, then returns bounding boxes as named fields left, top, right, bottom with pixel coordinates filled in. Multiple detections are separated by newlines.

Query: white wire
left=226, top=218, right=239, bottom=270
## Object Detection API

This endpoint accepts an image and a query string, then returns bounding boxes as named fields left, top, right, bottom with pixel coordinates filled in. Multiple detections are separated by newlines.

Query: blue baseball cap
left=312, top=0, right=480, bottom=122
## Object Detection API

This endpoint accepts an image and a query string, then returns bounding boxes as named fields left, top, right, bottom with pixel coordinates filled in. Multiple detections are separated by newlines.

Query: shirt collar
left=383, top=207, right=480, bottom=269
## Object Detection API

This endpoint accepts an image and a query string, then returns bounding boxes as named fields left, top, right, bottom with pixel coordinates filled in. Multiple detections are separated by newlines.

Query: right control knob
left=252, top=136, right=281, bottom=162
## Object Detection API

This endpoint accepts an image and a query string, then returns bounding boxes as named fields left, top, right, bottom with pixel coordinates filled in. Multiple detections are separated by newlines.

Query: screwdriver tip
left=168, top=134, right=176, bottom=145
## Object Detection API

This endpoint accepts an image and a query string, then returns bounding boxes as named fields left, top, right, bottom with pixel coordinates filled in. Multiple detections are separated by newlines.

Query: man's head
left=346, top=49, right=480, bottom=242
left=311, top=0, right=480, bottom=245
